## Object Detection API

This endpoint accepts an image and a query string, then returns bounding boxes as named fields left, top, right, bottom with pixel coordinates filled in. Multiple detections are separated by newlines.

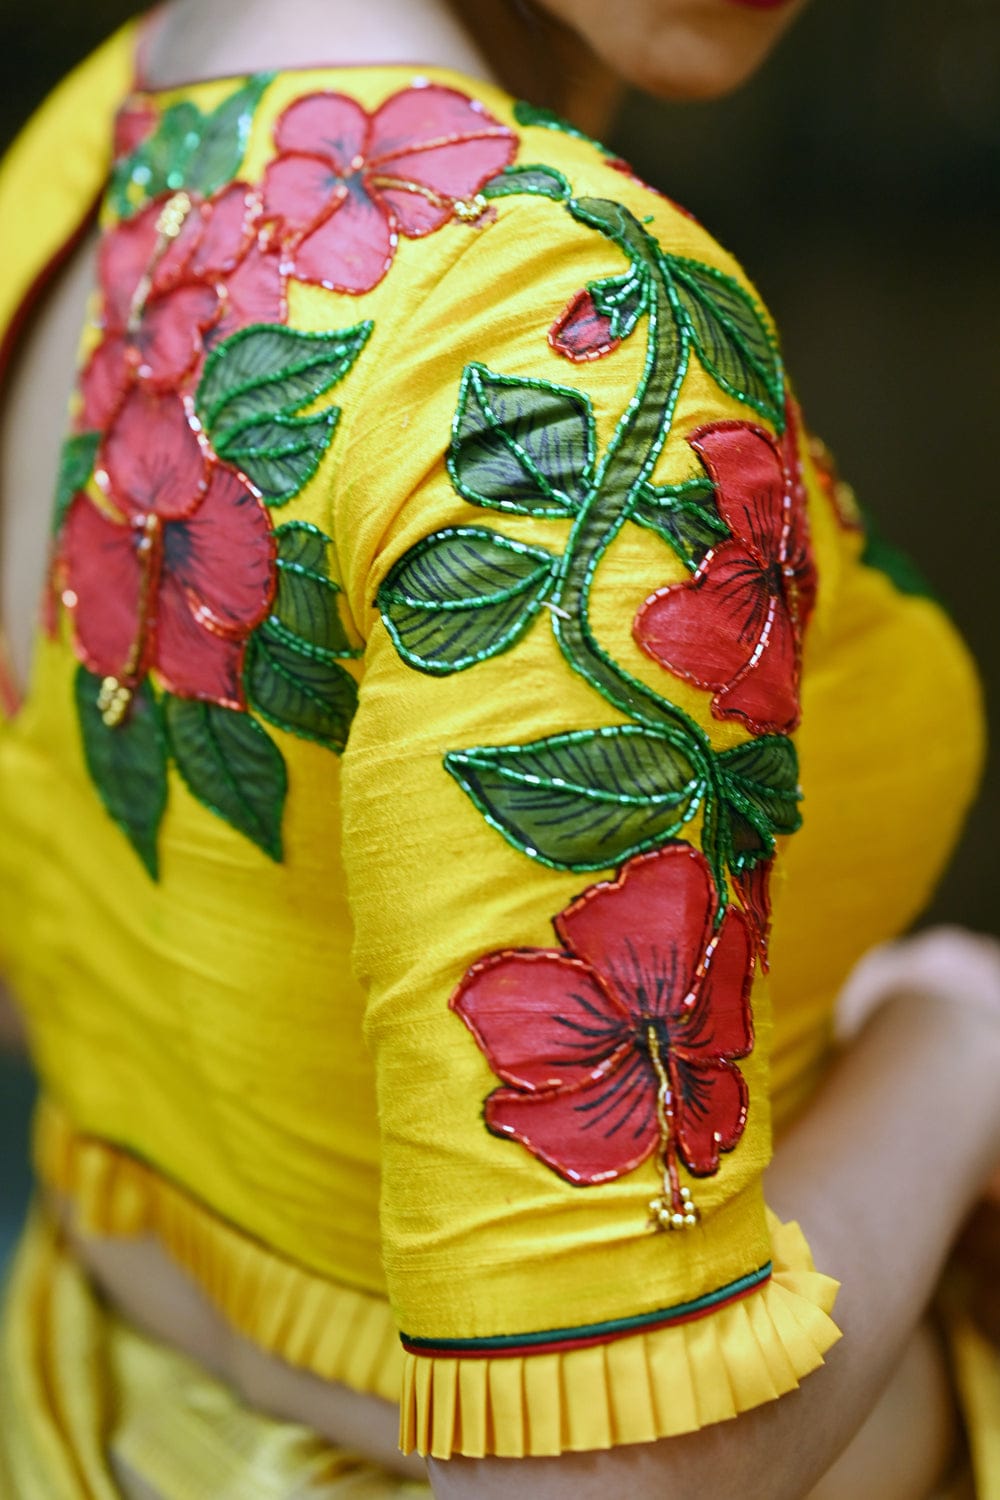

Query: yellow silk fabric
left=0, top=24, right=985, bottom=1462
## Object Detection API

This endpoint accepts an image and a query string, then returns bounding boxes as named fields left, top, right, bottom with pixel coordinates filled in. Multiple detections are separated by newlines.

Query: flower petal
left=451, top=950, right=631, bottom=1093
left=99, top=389, right=208, bottom=522
left=161, top=464, right=275, bottom=637
left=290, top=187, right=395, bottom=294
left=486, top=1050, right=660, bottom=1185
left=374, top=138, right=511, bottom=234
left=113, top=102, right=158, bottom=161
left=548, top=289, right=620, bottom=364
left=369, top=84, right=513, bottom=172
left=633, top=540, right=770, bottom=691
left=212, top=244, right=287, bottom=345
left=733, top=859, right=773, bottom=973
left=713, top=596, right=801, bottom=734
left=61, top=497, right=147, bottom=680
left=675, top=907, right=754, bottom=1059
left=670, top=1059, right=749, bottom=1177
left=689, top=423, right=785, bottom=559
left=187, top=183, right=258, bottom=278
left=273, top=92, right=369, bottom=174
left=555, top=846, right=717, bottom=1023
left=98, top=202, right=163, bottom=333
left=262, top=154, right=343, bottom=237
left=78, top=335, right=133, bottom=432
left=134, top=284, right=219, bottom=387
left=153, top=572, right=246, bottom=707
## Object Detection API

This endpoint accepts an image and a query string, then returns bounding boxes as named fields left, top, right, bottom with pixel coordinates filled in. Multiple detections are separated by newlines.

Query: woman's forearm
left=429, top=983, right=1000, bottom=1500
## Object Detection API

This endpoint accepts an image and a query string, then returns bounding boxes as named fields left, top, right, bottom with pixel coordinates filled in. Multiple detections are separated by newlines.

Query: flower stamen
left=127, top=190, right=193, bottom=333
left=645, top=1023, right=699, bottom=1232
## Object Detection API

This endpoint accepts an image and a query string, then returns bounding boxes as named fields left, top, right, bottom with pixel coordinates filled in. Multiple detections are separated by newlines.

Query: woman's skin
left=1, top=3, right=997, bottom=1498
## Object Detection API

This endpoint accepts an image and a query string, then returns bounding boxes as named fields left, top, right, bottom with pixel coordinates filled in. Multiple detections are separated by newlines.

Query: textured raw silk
left=0, top=16, right=990, bottom=1480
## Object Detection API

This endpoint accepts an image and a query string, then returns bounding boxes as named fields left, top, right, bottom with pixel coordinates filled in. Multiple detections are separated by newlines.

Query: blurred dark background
left=1, top=0, right=997, bottom=1258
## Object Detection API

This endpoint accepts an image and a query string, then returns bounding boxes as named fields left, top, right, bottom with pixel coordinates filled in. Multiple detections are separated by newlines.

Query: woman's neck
left=143, top=0, right=620, bottom=137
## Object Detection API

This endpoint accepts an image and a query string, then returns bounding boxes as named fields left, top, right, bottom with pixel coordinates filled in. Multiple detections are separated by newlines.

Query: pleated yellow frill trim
left=400, top=1213, right=841, bottom=1459
left=33, top=1096, right=404, bottom=1403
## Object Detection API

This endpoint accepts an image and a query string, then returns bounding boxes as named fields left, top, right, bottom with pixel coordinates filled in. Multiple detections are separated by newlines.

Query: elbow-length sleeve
left=333, top=145, right=841, bottom=1459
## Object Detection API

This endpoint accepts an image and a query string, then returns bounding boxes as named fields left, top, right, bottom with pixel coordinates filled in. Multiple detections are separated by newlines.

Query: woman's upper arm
left=334, top=149, right=841, bottom=1464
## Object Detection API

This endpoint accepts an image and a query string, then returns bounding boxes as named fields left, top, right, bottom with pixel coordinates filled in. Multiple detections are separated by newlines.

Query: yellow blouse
left=0, top=20, right=984, bottom=1461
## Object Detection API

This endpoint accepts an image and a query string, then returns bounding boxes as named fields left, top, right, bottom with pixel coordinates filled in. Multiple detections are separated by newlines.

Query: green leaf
left=74, top=669, right=167, bottom=879
left=377, top=527, right=557, bottom=675
left=183, top=74, right=273, bottom=198
left=196, top=322, right=372, bottom=436
left=482, top=164, right=571, bottom=202
left=511, top=101, right=612, bottom=157
left=214, top=410, right=337, bottom=506
left=589, top=266, right=649, bottom=343
left=449, top=363, right=596, bottom=517
left=630, top=476, right=728, bottom=567
left=245, top=626, right=358, bottom=750
left=667, top=258, right=784, bottom=426
left=269, top=522, right=357, bottom=661
left=445, top=726, right=703, bottom=871
left=164, top=695, right=286, bottom=860
left=108, top=100, right=202, bottom=217
left=52, top=432, right=100, bottom=533
left=716, top=735, right=802, bottom=869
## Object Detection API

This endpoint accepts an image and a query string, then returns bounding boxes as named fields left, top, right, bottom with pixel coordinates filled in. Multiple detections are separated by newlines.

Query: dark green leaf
left=377, top=527, right=557, bottom=675
left=269, top=522, right=357, bottom=660
left=214, top=410, right=337, bottom=505
left=445, top=726, right=702, bottom=871
left=183, top=74, right=273, bottom=198
left=245, top=626, right=358, bottom=750
left=74, top=669, right=167, bottom=878
left=164, top=695, right=286, bottom=860
left=449, top=363, right=596, bottom=517
left=589, top=266, right=648, bottom=342
left=52, top=432, right=100, bottom=533
left=196, top=322, right=372, bottom=436
left=630, top=476, right=728, bottom=567
left=108, top=100, right=202, bottom=216
left=717, top=735, right=802, bottom=850
left=667, top=258, right=784, bottom=426
left=482, top=164, right=571, bottom=201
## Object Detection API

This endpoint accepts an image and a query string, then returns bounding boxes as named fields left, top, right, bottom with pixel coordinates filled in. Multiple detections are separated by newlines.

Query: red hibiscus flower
left=60, top=387, right=275, bottom=709
left=548, top=289, right=620, bottom=363
left=452, top=845, right=754, bottom=1226
left=633, top=408, right=817, bottom=736
left=260, top=85, right=517, bottom=295
left=80, top=185, right=286, bottom=430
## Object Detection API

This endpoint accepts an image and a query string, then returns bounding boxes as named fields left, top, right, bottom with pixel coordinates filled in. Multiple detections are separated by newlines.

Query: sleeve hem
left=399, top=1211, right=840, bottom=1459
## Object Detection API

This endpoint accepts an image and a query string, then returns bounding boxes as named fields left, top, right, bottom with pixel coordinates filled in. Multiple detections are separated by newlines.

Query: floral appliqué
left=452, top=845, right=755, bottom=1229
left=80, top=185, right=285, bottom=430
left=634, top=405, right=817, bottom=736
left=49, top=72, right=513, bottom=875
left=261, top=86, right=516, bottom=294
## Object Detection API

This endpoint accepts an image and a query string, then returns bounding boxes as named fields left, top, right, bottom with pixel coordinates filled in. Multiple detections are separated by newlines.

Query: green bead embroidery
left=378, top=185, right=801, bottom=905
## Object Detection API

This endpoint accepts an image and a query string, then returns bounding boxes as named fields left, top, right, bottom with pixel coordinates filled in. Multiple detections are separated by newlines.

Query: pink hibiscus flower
left=61, top=387, right=275, bottom=709
left=452, top=845, right=754, bottom=1227
left=260, top=85, right=517, bottom=295
left=80, top=185, right=286, bottom=431
left=633, top=410, right=817, bottom=736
